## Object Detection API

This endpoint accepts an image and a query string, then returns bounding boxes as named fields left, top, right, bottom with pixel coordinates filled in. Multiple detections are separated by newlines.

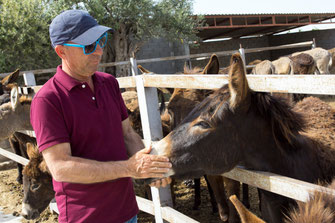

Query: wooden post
left=239, top=44, right=247, bottom=70
left=130, top=58, right=173, bottom=223
left=184, top=42, right=192, bottom=69
left=23, top=72, right=36, bottom=86
left=312, top=38, right=316, bottom=48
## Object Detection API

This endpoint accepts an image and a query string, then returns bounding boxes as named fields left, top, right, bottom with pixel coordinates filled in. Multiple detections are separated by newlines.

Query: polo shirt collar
left=54, top=65, right=104, bottom=91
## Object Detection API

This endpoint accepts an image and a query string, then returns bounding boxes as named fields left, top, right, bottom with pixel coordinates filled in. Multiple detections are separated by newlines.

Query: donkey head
left=0, top=69, right=20, bottom=104
left=150, top=53, right=252, bottom=179
left=21, top=143, right=54, bottom=220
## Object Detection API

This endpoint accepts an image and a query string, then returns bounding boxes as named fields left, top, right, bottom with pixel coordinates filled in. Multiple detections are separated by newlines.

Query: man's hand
left=149, top=177, right=172, bottom=188
left=127, top=145, right=172, bottom=179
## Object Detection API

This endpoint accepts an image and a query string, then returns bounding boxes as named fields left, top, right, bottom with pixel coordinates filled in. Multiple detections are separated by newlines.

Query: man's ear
left=55, top=45, right=67, bottom=59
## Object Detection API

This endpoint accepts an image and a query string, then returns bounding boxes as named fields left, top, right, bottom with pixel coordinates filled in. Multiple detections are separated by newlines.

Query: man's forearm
left=49, top=156, right=130, bottom=184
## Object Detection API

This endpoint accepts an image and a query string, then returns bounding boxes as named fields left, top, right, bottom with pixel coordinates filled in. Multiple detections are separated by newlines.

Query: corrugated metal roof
left=195, top=13, right=335, bottom=40
left=197, top=13, right=335, bottom=16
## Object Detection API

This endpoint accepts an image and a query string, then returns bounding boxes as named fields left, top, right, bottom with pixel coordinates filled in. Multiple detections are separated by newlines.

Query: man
left=30, top=10, right=172, bottom=223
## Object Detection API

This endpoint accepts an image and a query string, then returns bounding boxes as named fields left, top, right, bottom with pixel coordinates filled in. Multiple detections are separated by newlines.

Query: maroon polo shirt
left=30, top=66, right=138, bottom=223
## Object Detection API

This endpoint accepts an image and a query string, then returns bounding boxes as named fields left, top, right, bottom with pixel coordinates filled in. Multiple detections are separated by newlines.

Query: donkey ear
left=1, top=68, right=20, bottom=85
left=137, top=65, right=151, bottom=74
left=26, top=142, right=39, bottom=159
left=229, top=195, right=266, bottom=223
left=10, top=85, right=19, bottom=111
left=202, top=54, right=220, bottom=74
left=39, top=160, right=50, bottom=173
left=228, top=53, right=250, bottom=110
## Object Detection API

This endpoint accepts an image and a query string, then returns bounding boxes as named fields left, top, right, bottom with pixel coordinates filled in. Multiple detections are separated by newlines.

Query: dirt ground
left=0, top=96, right=334, bottom=223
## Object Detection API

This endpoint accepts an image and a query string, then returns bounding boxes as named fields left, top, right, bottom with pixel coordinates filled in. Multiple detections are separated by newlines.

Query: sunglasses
left=63, top=32, right=108, bottom=55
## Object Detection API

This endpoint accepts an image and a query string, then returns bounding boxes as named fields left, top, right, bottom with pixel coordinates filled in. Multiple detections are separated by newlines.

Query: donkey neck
left=242, top=132, right=334, bottom=184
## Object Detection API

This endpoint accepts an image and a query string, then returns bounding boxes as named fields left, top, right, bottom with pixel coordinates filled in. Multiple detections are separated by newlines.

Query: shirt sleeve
left=30, top=96, right=70, bottom=152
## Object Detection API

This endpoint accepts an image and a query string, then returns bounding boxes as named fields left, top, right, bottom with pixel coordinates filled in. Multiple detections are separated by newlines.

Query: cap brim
left=71, top=25, right=113, bottom=45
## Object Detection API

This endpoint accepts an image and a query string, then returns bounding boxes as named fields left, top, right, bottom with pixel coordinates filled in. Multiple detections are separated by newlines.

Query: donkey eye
left=30, top=183, right=41, bottom=191
left=195, top=121, right=211, bottom=129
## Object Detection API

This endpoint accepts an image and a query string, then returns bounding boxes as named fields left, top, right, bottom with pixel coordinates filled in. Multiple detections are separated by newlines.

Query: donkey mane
left=19, top=95, right=33, bottom=104
left=286, top=180, right=335, bottom=223
left=197, top=84, right=306, bottom=154
left=183, top=66, right=203, bottom=74
left=251, top=92, right=306, bottom=152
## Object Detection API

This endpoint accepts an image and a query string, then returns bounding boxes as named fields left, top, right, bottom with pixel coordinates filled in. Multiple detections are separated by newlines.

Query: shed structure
left=196, top=13, right=335, bottom=40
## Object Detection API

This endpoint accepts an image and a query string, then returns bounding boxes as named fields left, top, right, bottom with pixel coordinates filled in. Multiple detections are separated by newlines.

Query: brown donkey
left=139, top=55, right=245, bottom=223
left=20, top=137, right=54, bottom=220
left=0, top=69, right=33, bottom=183
left=150, top=53, right=335, bottom=223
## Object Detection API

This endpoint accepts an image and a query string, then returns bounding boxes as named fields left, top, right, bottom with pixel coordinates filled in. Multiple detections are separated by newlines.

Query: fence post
left=239, top=44, right=246, bottom=67
left=23, top=72, right=36, bottom=86
left=312, top=38, right=316, bottom=48
left=130, top=58, right=173, bottom=223
left=184, top=42, right=192, bottom=69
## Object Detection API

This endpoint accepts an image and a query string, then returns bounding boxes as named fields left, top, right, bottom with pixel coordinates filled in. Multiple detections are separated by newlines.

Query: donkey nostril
left=21, top=213, right=28, bottom=219
left=31, top=211, right=40, bottom=219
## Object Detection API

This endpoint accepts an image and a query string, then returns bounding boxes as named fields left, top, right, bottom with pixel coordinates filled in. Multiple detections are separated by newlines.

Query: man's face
left=61, top=42, right=104, bottom=80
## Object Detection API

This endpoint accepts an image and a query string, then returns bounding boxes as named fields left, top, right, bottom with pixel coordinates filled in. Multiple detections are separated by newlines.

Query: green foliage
left=0, top=0, right=202, bottom=73
left=83, top=0, right=203, bottom=48
left=0, top=0, right=52, bottom=72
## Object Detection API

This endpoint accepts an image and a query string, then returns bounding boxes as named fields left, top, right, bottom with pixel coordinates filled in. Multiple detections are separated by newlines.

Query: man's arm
left=122, top=118, right=145, bottom=156
left=41, top=120, right=172, bottom=184
left=42, top=143, right=131, bottom=183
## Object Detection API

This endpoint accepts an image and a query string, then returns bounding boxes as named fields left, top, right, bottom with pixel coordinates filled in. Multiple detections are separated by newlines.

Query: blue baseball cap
left=49, top=10, right=112, bottom=48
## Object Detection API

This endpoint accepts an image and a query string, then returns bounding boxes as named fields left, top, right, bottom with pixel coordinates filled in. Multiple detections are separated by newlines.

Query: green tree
left=0, top=0, right=58, bottom=72
left=81, top=0, right=203, bottom=76
left=0, top=0, right=203, bottom=76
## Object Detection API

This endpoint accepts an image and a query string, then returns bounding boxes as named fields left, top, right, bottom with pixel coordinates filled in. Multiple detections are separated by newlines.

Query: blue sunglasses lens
left=98, top=34, right=107, bottom=48
left=84, top=33, right=107, bottom=54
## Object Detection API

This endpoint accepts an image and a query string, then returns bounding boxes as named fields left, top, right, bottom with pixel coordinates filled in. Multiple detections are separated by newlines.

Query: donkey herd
left=0, top=46, right=335, bottom=223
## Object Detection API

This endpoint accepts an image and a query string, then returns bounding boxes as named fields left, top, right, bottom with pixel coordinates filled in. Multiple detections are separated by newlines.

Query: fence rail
left=129, top=74, right=335, bottom=95
left=0, top=40, right=314, bottom=78
left=26, top=74, right=335, bottom=96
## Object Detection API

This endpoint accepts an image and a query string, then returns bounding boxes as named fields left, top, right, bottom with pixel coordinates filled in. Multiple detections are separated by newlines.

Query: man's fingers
left=150, top=161, right=172, bottom=168
left=150, top=155, right=169, bottom=162
left=149, top=178, right=172, bottom=188
left=150, top=167, right=170, bottom=174
left=150, top=180, right=161, bottom=188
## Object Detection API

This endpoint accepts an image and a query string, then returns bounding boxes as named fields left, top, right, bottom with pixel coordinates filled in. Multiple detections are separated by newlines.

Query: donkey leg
left=242, top=183, right=250, bottom=209
left=225, top=178, right=241, bottom=223
left=204, top=175, right=218, bottom=213
left=8, top=135, right=23, bottom=184
left=144, top=185, right=152, bottom=201
left=170, top=178, right=176, bottom=207
left=207, top=175, right=229, bottom=222
left=193, top=178, right=201, bottom=210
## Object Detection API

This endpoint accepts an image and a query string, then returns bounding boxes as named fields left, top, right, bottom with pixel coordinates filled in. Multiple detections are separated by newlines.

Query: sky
left=192, top=0, right=335, bottom=33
